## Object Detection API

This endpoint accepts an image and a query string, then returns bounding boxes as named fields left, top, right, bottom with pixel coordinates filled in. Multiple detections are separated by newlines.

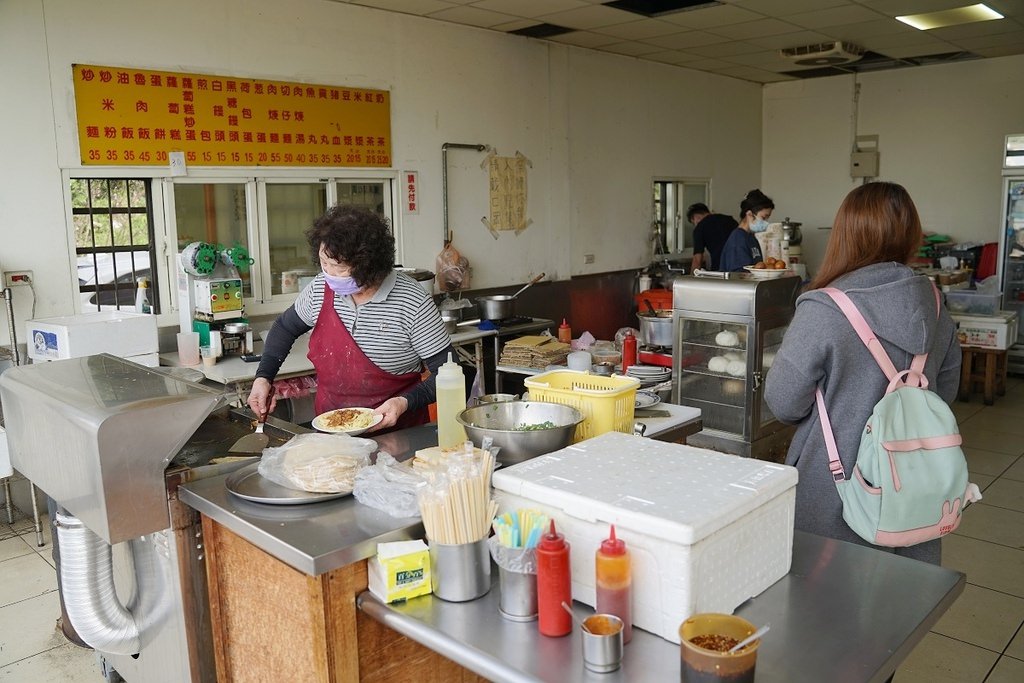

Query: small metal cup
left=497, top=566, right=537, bottom=621
left=429, top=538, right=491, bottom=602
left=582, top=614, right=624, bottom=673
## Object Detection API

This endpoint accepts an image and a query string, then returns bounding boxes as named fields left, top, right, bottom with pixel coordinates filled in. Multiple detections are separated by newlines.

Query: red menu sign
left=73, top=64, right=391, bottom=167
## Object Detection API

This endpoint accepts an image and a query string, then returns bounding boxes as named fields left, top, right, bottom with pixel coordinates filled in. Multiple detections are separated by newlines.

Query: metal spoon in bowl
left=561, top=601, right=591, bottom=633
left=643, top=298, right=658, bottom=315
left=727, top=623, right=770, bottom=654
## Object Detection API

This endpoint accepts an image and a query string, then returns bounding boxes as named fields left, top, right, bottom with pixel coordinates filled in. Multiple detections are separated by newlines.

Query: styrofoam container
left=492, top=432, right=797, bottom=643
left=26, top=311, right=158, bottom=362
left=952, top=310, right=1019, bottom=350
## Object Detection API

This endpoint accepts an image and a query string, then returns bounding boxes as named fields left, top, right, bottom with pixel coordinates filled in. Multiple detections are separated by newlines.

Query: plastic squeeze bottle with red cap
left=536, top=520, right=572, bottom=636
left=621, top=331, right=638, bottom=374
left=558, top=318, right=572, bottom=344
left=595, top=524, right=632, bottom=643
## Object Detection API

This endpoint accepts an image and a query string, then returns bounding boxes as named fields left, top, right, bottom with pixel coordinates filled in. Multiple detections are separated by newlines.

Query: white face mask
left=750, top=216, right=770, bottom=233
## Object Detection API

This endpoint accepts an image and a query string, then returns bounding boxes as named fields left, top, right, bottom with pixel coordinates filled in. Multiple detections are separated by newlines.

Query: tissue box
left=492, top=432, right=797, bottom=643
left=368, top=540, right=432, bottom=603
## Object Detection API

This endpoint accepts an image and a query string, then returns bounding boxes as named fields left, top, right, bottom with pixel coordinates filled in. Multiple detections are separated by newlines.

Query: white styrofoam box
left=26, top=311, right=158, bottom=362
left=492, top=431, right=797, bottom=643
left=952, top=310, right=1019, bottom=350
left=0, top=426, right=12, bottom=478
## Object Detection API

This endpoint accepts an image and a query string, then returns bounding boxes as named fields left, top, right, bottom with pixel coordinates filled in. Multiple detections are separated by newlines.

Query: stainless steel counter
left=177, top=424, right=439, bottom=575
left=358, top=531, right=964, bottom=683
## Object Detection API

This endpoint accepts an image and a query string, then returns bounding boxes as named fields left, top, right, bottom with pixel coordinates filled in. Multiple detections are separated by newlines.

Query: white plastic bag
left=353, top=452, right=425, bottom=518
left=258, top=433, right=375, bottom=493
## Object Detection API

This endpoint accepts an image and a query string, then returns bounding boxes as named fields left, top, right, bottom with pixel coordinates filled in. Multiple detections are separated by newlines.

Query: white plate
left=627, top=365, right=668, bottom=375
left=311, top=408, right=383, bottom=435
left=635, top=390, right=661, bottom=409
left=743, top=266, right=793, bottom=279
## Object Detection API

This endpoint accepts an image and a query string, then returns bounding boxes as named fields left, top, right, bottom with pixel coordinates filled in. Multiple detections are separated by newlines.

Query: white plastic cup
left=177, top=332, right=201, bottom=366
left=639, top=275, right=652, bottom=292
left=567, top=351, right=592, bottom=372
left=200, top=345, right=217, bottom=368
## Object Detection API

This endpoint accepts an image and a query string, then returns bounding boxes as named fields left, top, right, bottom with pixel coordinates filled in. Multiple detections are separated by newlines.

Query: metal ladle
left=510, top=272, right=545, bottom=299
left=643, top=298, right=658, bottom=315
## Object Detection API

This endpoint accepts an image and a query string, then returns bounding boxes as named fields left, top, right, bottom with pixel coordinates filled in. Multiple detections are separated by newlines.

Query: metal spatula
left=229, top=411, right=270, bottom=454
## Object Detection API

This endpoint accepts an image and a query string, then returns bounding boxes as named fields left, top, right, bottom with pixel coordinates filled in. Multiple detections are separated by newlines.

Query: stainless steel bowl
left=456, top=401, right=584, bottom=465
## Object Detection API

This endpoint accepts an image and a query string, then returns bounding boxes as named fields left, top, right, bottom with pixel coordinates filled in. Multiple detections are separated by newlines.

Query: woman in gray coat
left=764, top=182, right=961, bottom=565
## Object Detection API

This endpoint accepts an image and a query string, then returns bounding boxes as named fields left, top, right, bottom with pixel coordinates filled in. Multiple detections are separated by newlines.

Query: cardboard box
left=492, top=432, right=797, bottom=643
left=952, top=310, right=1019, bottom=350
left=27, top=311, right=158, bottom=362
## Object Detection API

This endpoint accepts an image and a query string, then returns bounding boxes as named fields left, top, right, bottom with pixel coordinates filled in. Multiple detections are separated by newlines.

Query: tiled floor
left=1, top=381, right=1023, bottom=682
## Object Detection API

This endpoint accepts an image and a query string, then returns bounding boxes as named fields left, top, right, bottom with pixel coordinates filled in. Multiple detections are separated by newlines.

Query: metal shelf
left=678, top=331, right=747, bottom=352
left=681, top=364, right=748, bottom=381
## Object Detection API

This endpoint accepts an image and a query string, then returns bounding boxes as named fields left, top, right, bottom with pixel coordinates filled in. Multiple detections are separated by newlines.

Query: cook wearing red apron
left=308, top=282, right=430, bottom=431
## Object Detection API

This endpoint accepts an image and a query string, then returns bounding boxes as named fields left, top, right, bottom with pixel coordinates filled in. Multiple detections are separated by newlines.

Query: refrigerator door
left=999, top=178, right=1024, bottom=342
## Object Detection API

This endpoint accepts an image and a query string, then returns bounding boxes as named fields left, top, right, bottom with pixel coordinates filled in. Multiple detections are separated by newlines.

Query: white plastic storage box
left=27, top=311, right=158, bottom=363
left=492, top=432, right=797, bottom=643
left=952, top=310, right=1019, bottom=350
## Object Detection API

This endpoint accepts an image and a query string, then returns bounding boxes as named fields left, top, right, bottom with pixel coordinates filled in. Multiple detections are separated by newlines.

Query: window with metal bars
left=71, top=178, right=158, bottom=313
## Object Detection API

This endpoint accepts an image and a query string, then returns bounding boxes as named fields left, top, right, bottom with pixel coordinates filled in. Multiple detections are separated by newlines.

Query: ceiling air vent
left=780, top=41, right=865, bottom=67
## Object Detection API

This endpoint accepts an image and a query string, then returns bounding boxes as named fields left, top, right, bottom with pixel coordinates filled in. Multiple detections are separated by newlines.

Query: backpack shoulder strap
left=815, top=388, right=846, bottom=482
left=820, top=287, right=901, bottom=381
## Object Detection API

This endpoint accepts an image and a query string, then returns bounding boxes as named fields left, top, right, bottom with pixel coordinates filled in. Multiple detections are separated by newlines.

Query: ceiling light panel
left=896, top=3, right=1004, bottom=30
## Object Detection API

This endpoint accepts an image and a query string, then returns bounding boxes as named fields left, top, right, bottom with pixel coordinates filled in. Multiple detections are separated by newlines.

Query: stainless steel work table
left=357, top=531, right=964, bottom=683
left=178, top=424, right=439, bottom=575
left=176, top=409, right=701, bottom=576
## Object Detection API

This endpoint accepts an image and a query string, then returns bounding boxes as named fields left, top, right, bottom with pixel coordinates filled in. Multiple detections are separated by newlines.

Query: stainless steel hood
left=0, top=354, right=223, bottom=543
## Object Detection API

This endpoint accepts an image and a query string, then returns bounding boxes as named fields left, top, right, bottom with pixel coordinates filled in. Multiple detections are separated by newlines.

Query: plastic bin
left=524, top=370, right=640, bottom=442
left=493, top=432, right=797, bottom=643
left=945, top=290, right=1000, bottom=315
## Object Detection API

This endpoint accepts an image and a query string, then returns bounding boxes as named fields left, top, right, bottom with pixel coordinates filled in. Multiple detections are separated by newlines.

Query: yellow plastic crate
left=524, top=370, right=641, bottom=442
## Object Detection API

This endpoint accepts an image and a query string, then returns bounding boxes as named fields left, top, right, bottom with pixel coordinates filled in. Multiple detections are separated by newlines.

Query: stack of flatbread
left=498, top=335, right=570, bottom=369
left=258, top=433, right=375, bottom=493
left=412, top=445, right=489, bottom=472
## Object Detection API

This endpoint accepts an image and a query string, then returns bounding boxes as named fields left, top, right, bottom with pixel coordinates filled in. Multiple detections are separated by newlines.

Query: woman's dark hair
left=810, top=181, right=923, bottom=290
left=739, top=189, right=774, bottom=220
left=306, top=206, right=395, bottom=287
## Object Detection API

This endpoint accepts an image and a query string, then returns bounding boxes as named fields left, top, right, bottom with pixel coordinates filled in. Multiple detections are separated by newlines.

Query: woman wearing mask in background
left=248, top=205, right=453, bottom=432
left=764, top=182, right=960, bottom=565
left=719, top=189, right=774, bottom=272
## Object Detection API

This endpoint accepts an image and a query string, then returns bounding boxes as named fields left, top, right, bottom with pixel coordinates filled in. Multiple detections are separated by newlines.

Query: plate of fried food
left=312, top=407, right=383, bottom=435
left=744, top=256, right=792, bottom=279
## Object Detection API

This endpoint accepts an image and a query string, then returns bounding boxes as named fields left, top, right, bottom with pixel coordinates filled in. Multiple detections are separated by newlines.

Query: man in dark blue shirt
left=688, top=203, right=738, bottom=272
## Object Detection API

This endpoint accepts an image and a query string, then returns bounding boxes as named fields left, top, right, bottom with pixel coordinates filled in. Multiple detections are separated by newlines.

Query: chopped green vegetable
left=514, top=421, right=557, bottom=431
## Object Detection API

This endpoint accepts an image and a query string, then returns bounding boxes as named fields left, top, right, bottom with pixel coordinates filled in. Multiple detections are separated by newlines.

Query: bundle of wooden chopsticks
left=417, top=442, right=499, bottom=545
left=499, top=335, right=570, bottom=369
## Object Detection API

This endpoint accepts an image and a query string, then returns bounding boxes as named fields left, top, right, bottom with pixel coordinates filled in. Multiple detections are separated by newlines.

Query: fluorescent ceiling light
left=896, top=3, right=1003, bottom=31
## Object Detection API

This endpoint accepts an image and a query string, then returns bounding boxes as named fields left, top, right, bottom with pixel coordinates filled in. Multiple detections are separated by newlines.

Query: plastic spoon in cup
left=728, top=623, right=770, bottom=654
left=561, top=601, right=591, bottom=634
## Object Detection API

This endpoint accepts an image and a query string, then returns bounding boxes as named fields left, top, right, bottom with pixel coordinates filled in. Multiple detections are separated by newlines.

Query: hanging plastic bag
left=436, top=238, right=470, bottom=292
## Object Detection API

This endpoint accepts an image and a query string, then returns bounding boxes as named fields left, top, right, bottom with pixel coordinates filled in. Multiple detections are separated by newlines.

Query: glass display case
left=672, top=273, right=800, bottom=460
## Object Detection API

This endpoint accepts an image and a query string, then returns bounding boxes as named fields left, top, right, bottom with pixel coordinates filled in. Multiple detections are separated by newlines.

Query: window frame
left=652, top=176, right=712, bottom=258
left=63, top=166, right=401, bottom=324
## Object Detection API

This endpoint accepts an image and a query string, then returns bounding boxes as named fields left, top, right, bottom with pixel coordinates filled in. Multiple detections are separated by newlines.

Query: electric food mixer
left=177, top=241, right=255, bottom=357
